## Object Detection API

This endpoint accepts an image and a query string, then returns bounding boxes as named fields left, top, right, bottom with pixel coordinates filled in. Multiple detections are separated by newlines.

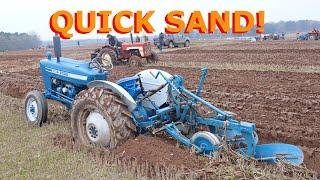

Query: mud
left=52, top=133, right=209, bottom=170
left=113, top=135, right=210, bottom=170
left=52, top=133, right=213, bottom=178
left=52, top=132, right=318, bottom=178
left=0, top=72, right=43, bottom=98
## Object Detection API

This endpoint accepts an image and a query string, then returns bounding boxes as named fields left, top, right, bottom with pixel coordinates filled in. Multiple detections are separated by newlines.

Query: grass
left=0, top=95, right=134, bottom=179
left=150, top=61, right=320, bottom=73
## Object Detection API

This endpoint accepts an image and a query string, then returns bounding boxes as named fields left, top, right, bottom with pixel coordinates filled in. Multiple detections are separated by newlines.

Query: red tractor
left=92, top=41, right=158, bottom=67
left=308, top=28, right=320, bottom=40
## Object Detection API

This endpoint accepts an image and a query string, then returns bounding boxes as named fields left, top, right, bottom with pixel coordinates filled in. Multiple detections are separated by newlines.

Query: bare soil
left=113, top=135, right=209, bottom=170
left=161, top=40, right=320, bottom=66
left=1, top=40, right=319, bottom=174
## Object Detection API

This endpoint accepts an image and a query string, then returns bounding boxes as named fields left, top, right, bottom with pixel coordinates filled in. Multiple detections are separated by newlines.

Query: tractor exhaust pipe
left=53, top=34, right=62, bottom=62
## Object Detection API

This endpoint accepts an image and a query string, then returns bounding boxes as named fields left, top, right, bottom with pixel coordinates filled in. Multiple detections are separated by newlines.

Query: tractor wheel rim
left=85, top=111, right=111, bottom=146
left=26, top=98, right=38, bottom=122
left=101, top=53, right=112, bottom=66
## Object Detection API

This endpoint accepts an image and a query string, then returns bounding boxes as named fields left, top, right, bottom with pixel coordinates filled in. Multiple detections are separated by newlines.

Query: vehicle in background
left=297, top=33, right=309, bottom=41
left=153, top=34, right=190, bottom=48
left=308, top=28, right=320, bottom=40
left=259, top=33, right=285, bottom=41
left=297, top=29, right=320, bottom=41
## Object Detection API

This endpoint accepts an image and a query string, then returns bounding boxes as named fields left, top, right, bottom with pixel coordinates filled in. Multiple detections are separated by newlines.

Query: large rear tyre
left=24, top=90, right=48, bottom=126
left=71, top=87, right=136, bottom=148
left=97, top=48, right=118, bottom=66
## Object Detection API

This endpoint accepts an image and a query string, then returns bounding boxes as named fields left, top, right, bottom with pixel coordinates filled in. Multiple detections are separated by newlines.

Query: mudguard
left=87, top=80, right=137, bottom=112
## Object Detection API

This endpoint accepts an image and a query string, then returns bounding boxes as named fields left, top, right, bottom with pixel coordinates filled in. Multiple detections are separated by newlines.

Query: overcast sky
left=0, top=0, right=319, bottom=40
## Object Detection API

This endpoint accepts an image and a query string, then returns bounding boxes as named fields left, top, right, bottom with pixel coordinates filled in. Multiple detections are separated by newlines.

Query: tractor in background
left=24, top=35, right=304, bottom=167
left=308, top=28, right=320, bottom=40
left=297, top=29, right=320, bottom=41
left=91, top=34, right=158, bottom=67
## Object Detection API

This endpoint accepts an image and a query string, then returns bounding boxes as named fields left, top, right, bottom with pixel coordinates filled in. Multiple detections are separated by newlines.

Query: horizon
left=1, top=0, right=320, bottom=41
left=2, top=19, right=319, bottom=42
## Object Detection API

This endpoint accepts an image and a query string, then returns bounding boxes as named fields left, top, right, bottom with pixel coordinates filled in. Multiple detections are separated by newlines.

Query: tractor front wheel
left=24, top=90, right=48, bottom=126
left=146, top=51, right=158, bottom=64
left=71, top=87, right=136, bottom=148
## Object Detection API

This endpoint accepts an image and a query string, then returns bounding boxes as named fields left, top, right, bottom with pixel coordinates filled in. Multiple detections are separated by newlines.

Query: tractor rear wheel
left=24, top=90, right=48, bottom=126
left=97, top=48, right=118, bottom=66
left=146, top=51, right=158, bottom=63
left=71, top=87, right=136, bottom=148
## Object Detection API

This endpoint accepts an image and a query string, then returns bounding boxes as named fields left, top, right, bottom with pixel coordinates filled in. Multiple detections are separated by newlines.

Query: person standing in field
left=136, top=36, right=141, bottom=42
left=143, top=34, right=148, bottom=42
left=158, top=32, right=164, bottom=51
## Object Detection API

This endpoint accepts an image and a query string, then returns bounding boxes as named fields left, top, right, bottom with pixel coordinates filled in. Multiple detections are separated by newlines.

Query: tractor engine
left=51, top=78, right=75, bottom=98
left=40, top=56, right=107, bottom=109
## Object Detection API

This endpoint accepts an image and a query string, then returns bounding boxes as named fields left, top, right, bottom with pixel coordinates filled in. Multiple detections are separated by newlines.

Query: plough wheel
left=71, top=87, right=136, bottom=148
left=191, top=131, right=221, bottom=154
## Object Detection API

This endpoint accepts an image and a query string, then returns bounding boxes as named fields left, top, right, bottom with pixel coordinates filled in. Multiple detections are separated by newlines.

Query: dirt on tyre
left=97, top=48, right=118, bottom=66
left=24, top=90, right=48, bottom=126
left=71, top=87, right=136, bottom=149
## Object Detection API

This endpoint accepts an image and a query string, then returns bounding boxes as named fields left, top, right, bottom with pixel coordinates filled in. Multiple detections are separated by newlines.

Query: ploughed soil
left=53, top=133, right=209, bottom=171
left=0, top=40, right=319, bottom=173
left=161, top=40, right=320, bottom=66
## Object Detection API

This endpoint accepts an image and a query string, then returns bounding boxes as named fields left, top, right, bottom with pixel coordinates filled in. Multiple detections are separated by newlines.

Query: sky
left=0, top=0, right=319, bottom=40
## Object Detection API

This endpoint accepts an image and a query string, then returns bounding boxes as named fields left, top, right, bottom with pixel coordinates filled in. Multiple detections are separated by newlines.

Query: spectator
left=136, top=36, right=141, bottom=42
left=158, top=32, right=164, bottom=51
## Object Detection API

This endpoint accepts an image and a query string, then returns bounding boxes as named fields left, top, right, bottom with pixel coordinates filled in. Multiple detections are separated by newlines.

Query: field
left=0, top=40, right=319, bottom=179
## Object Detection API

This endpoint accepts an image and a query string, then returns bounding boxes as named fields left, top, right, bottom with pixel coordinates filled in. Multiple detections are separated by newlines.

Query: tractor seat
left=116, top=76, right=141, bottom=99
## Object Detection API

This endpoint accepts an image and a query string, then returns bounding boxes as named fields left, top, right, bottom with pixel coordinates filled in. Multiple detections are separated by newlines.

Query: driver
left=107, top=34, right=122, bottom=57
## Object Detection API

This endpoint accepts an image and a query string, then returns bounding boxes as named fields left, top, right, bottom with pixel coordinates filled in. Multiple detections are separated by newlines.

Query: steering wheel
left=90, top=56, right=113, bottom=72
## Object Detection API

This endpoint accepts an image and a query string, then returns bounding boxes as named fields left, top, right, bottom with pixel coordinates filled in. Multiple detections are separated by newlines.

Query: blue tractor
left=24, top=35, right=304, bottom=165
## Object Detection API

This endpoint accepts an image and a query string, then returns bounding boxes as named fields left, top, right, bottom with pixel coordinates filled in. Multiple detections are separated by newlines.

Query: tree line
left=186, top=20, right=320, bottom=39
left=0, top=32, right=41, bottom=51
